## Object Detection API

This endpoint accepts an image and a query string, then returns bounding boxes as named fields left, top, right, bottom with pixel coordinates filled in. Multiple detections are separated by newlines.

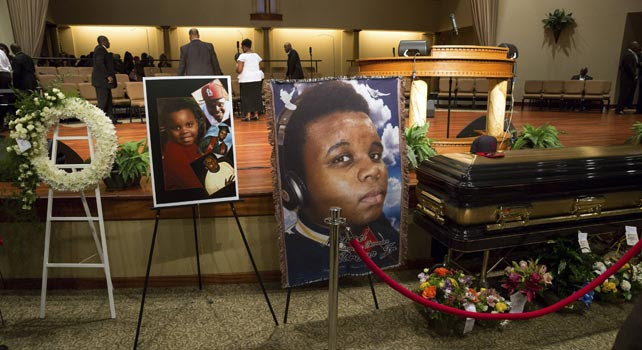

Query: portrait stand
left=133, top=201, right=278, bottom=349
left=40, top=123, right=116, bottom=319
left=282, top=274, right=379, bottom=324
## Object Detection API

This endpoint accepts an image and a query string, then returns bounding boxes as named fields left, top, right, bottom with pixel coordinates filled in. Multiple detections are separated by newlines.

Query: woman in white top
left=236, top=39, right=264, bottom=121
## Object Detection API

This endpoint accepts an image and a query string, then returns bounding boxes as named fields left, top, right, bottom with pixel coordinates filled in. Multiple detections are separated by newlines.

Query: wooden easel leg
left=368, top=275, right=379, bottom=310
left=283, top=287, right=291, bottom=324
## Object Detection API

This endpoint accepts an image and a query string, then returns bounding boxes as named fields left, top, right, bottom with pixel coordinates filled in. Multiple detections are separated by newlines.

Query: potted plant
left=405, top=123, right=436, bottom=170
left=103, top=139, right=150, bottom=189
left=512, top=124, right=563, bottom=150
left=542, top=9, right=576, bottom=43
left=627, top=121, right=642, bottom=145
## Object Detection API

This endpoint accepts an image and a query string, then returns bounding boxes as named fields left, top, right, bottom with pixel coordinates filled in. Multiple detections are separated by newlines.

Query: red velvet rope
left=350, top=237, right=642, bottom=320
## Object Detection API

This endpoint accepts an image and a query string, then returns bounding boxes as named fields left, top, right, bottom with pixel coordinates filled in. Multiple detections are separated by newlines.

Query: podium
left=357, top=45, right=515, bottom=150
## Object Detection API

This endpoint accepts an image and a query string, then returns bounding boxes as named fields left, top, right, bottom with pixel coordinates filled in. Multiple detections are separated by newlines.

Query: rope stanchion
left=350, top=237, right=642, bottom=320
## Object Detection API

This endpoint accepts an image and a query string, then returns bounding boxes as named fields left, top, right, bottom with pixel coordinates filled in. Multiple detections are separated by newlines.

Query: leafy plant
left=627, top=122, right=642, bottom=145
left=539, top=239, right=597, bottom=301
left=112, top=139, right=150, bottom=183
left=542, top=9, right=576, bottom=43
left=0, top=137, right=21, bottom=182
left=405, top=123, right=436, bottom=169
left=512, top=124, right=563, bottom=150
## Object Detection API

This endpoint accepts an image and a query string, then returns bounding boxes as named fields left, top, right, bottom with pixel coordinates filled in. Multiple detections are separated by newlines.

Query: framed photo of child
left=144, top=76, right=239, bottom=208
left=268, top=78, right=408, bottom=288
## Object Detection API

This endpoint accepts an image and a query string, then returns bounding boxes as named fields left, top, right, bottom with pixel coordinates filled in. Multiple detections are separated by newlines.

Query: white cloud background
left=383, top=177, right=401, bottom=211
left=381, top=123, right=399, bottom=166
left=349, top=81, right=391, bottom=129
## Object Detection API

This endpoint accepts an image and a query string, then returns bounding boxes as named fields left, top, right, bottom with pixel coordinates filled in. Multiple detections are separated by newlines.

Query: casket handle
left=494, top=205, right=531, bottom=229
left=573, top=196, right=605, bottom=217
left=416, top=190, right=445, bottom=224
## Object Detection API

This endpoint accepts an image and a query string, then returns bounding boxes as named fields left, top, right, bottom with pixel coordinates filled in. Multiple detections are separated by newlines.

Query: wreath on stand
left=6, top=88, right=118, bottom=209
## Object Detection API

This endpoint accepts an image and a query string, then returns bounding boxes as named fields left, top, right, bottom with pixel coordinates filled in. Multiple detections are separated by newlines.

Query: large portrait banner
left=269, top=78, right=408, bottom=287
left=144, top=76, right=239, bottom=208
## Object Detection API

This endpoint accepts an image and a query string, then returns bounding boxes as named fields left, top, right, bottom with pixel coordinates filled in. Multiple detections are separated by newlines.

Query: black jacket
left=178, top=39, right=223, bottom=76
left=91, top=45, right=116, bottom=89
left=620, top=49, right=638, bottom=86
left=286, top=49, right=304, bottom=79
left=571, top=74, right=593, bottom=80
left=11, top=51, right=37, bottom=91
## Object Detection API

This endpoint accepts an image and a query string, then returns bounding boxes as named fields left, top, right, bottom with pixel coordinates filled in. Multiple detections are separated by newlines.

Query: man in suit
left=616, top=41, right=640, bottom=115
left=10, top=44, right=37, bottom=91
left=91, top=36, right=118, bottom=123
left=284, top=42, right=304, bottom=79
left=571, top=67, right=593, bottom=81
left=178, top=28, right=223, bottom=76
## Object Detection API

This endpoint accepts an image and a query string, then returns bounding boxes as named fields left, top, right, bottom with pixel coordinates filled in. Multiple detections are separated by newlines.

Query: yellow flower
left=448, top=277, right=459, bottom=289
left=419, top=282, right=430, bottom=290
left=495, top=302, right=507, bottom=313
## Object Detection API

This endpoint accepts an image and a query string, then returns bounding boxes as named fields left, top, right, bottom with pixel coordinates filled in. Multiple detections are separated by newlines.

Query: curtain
left=470, top=0, right=498, bottom=46
left=7, top=0, right=49, bottom=57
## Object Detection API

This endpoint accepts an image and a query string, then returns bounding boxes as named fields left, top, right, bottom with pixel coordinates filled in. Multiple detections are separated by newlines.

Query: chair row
left=40, top=81, right=145, bottom=122
left=36, top=66, right=178, bottom=77
left=437, top=78, right=493, bottom=107
left=36, top=66, right=93, bottom=76
left=521, top=80, right=611, bottom=111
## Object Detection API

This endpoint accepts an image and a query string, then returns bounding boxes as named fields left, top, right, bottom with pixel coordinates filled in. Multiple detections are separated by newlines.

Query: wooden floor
left=55, top=107, right=642, bottom=196
left=3, top=107, right=640, bottom=219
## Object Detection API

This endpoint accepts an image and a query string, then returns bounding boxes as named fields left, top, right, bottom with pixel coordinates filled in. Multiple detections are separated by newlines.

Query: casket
left=414, top=145, right=642, bottom=252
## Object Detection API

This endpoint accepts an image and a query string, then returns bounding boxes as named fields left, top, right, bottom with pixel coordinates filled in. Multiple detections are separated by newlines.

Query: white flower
left=52, top=88, right=60, bottom=93
left=621, top=280, right=632, bottom=291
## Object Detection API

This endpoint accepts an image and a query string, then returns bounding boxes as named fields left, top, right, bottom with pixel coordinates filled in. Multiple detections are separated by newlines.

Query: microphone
left=392, top=47, right=396, bottom=56
left=309, top=46, right=312, bottom=56
left=236, top=41, right=240, bottom=53
left=450, top=13, right=459, bottom=36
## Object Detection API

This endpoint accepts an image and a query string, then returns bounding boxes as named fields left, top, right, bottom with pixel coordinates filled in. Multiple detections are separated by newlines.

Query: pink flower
left=539, top=265, right=547, bottom=274
left=543, top=272, right=553, bottom=285
left=509, top=272, right=521, bottom=283
left=529, top=271, right=541, bottom=284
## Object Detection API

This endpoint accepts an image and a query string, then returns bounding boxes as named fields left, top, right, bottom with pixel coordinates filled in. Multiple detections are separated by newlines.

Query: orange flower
left=434, top=267, right=450, bottom=277
left=422, top=285, right=437, bottom=299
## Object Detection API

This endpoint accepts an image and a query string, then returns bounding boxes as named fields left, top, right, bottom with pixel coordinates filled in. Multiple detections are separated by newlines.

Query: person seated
left=571, top=67, right=593, bottom=80
left=157, top=53, right=171, bottom=68
left=113, top=53, right=125, bottom=74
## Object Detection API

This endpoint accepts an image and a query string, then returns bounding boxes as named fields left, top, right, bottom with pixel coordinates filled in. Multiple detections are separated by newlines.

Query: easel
left=40, top=123, right=116, bottom=318
left=133, top=201, right=278, bottom=349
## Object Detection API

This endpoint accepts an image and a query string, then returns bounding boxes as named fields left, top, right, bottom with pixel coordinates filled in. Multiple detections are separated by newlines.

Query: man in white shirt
left=0, top=45, right=11, bottom=88
left=203, top=154, right=235, bottom=196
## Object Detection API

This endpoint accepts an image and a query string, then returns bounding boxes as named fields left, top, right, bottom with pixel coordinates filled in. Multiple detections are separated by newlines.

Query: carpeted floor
left=0, top=271, right=632, bottom=349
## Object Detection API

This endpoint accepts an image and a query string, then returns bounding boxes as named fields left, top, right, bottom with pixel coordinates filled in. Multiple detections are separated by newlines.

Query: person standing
left=178, top=28, right=223, bottom=76
left=637, top=49, right=642, bottom=114
left=91, top=35, right=118, bottom=124
left=236, top=39, right=264, bottom=121
left=0, top=44, right=11, bottom=88
left=284, top=42, right=304, bottom=79
left=616, top=41, right=640, bottom=115
left=10, top=44, right=37, bottom=91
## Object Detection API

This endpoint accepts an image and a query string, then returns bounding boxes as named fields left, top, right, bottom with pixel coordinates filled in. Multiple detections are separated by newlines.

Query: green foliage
left=627, top=122, right=642, bottom=145
left=405, top=123, right=436, bottom=169
left=0, top=137, right=21, bottom=182
left=539, top=239, right=597, bottom=298
left=113, top=139, right=150, bottom=183
left=512, top=124, right=563, bottom=150
left=542, top=9, right=576, bottom=31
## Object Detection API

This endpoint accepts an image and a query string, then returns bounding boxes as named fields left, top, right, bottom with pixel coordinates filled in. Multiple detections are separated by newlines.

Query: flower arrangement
left=6, top=88, right=118, bottom=209
left=474, top=288, right=510, bottom=314
left=501, top=259, right=553, bottom=302
left=593, top=260, right=641, bottom=302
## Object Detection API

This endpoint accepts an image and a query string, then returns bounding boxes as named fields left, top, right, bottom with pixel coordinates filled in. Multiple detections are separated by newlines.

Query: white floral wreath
left=10, top=94, right=118, bottom=193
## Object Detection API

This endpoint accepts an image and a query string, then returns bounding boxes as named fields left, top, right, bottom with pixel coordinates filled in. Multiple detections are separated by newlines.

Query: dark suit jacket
left=178, top=39, right=223, bottom=76
left=620, top=50, right=638, bottom=87
left=571, top=74, right=593, bottom=80
left=91, top=45, right=116, bottom=89
left=11, top=52, right=37, bottom=91
left=286, top=49, right=304, bottom=79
